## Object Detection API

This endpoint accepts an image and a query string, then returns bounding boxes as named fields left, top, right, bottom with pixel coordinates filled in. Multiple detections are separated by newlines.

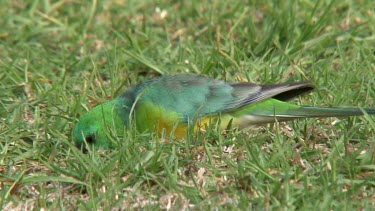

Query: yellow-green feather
left=135, top=102, right=187, bottom=137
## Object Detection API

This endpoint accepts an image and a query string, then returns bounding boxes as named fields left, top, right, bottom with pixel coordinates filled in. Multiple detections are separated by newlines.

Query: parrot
left=72, top=74, right=375, bottom=149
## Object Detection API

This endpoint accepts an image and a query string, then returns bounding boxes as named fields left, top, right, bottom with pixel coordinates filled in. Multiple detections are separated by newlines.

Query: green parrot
left=72, top=74, right=375, bottom=149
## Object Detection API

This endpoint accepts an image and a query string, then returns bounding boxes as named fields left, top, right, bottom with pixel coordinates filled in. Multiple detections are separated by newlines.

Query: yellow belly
left=154, top=116, right=224, bottom=139
left=135, top=102, right=234, bottom=138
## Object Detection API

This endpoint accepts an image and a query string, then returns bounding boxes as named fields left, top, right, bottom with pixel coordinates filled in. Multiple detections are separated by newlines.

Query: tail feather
left=286, top=106, right=375, bottom=118
left=231, top=98, right=375, bottom=126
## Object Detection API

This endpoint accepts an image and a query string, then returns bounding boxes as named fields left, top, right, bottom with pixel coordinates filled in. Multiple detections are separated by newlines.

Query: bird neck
left=105, top=97, right=131, bottom=129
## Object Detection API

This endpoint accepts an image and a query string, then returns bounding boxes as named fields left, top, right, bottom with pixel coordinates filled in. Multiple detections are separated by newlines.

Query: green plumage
left=72, top=74, right=375, bottom=149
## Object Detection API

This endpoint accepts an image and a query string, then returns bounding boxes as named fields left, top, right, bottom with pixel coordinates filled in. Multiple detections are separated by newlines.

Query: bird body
left=72, top=74, right=375, bottom=148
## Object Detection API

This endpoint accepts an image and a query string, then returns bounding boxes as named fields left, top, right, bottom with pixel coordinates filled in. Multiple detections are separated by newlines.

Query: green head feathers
left=72, top=99, right=130, bottom=149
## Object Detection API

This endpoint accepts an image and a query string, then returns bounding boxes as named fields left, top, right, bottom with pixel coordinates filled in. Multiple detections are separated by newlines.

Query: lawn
left=1, top=0, right=375, bottom=210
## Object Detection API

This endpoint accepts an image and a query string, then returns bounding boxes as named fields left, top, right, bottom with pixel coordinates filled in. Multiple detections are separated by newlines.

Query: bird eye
left=85, top=134, right=96, bottom=144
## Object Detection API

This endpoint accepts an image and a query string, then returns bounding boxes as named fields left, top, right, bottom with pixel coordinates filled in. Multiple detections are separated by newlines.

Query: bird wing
left=133, top=74, right=314, bottom=122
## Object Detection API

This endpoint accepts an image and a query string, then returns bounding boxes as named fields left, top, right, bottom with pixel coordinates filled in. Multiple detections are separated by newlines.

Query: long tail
left=231, top=99, right=375, bottom=126
left=285, top=105, right=375, bottom=117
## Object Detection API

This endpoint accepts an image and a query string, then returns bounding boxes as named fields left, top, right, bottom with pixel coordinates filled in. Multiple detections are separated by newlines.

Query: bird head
left=72, top=100, right=127, bottom=149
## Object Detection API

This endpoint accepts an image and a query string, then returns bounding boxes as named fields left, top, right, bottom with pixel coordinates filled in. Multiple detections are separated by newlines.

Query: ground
left=1, top=0, right=375, bottom=210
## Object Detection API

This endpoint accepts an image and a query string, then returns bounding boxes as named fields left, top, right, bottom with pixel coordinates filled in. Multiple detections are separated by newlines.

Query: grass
left=1, top=0, right=375, bottom=209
